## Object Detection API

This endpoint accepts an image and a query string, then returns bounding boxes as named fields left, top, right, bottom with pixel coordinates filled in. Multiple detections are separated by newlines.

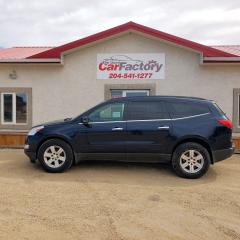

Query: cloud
left=0, top=0, right=240, bottom=47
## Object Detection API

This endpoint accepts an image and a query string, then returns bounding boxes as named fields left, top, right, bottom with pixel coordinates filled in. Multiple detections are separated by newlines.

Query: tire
left=38, top=139, right=74, bottom=173
left=172, top=142, right=210, bottom=179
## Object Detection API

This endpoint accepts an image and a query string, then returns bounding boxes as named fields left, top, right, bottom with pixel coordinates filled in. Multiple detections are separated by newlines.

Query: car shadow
left=29, top=159, right=217, bottom=187
left=0, top=151, right=217, bottom=187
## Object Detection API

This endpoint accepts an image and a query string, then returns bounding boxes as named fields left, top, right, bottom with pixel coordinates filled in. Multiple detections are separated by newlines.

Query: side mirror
left=81, top=116, right=89, bottom=124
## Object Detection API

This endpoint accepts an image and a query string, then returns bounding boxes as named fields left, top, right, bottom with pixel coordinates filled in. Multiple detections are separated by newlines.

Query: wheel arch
left=172, top=137, right=213, bottom=164
left=37, top=135, right=76, bottom=163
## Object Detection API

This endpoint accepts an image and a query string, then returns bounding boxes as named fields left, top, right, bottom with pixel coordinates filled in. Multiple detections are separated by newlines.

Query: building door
left=111, top=90, right=149, bottom=98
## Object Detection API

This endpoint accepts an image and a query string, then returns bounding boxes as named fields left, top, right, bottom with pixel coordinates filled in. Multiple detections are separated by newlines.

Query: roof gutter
left=203, top=57, right=240, bottom=63
left=0, top=58, right=61, bottom=63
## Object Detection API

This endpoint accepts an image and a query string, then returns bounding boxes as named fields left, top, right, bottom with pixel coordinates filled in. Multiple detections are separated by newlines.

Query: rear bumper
left=212, top=145, right=235, bottom=163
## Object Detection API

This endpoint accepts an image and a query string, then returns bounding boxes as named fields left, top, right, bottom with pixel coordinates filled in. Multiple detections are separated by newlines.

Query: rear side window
left=213, top=102, right=226, bottom=116
left=127, top=101, right=169, bottom=120
left=167, top=101, right=210, bottom=119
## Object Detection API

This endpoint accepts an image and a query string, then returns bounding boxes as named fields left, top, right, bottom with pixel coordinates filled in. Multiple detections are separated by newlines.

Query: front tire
left=38, top=139, right=73, bottom=173
left=172, top=142, right=210, bottom=179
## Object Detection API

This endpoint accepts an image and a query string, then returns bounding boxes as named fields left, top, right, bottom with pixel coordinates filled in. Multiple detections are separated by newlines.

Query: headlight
left=28, top=126, right=44, bottom=136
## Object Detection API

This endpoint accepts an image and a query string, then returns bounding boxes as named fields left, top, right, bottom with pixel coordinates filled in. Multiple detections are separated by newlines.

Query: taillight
left=218, top=119, right=233, bottom=129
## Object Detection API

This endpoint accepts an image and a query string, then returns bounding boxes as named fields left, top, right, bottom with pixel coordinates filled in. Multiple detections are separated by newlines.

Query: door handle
left=157, top=126, right=170, bottom=130
left=112, top=127, right=123, bottom=131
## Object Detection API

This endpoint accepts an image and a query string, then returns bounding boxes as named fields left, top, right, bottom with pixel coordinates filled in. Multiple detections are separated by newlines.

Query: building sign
left=97, top=54, right=165, bottom=79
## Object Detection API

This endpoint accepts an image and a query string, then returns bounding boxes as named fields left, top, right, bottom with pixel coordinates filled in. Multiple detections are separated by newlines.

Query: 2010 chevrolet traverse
left=24, top=96, right=234, bottom=178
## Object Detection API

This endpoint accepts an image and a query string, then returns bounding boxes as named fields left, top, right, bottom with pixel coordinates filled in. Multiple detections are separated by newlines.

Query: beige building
left=0, top=22, right=240, bottom=146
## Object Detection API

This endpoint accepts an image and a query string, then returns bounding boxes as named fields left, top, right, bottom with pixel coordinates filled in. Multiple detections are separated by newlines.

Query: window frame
left=104, top=84, right=156, bottom=100
left=1, top=92, right=28, bottom=125
left=0, top=88, right=32, bottom=130
left=233, top=89, right=240, bottom=132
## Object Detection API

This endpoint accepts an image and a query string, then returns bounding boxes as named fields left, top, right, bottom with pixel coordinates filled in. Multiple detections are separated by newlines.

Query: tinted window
left=89, top=103, right=125, bottom=122
left=127, top=101, right=169, bottom=120
left=167, top=101, right=210, bottom=118
left=213, top=102, right=226, bottom=116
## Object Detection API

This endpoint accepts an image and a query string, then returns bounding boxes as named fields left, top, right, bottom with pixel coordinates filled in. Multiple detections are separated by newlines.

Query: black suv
left=24, top=96, right=234, bottom=178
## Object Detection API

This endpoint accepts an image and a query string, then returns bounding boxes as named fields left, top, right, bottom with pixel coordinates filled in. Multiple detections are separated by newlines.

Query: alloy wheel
left=43, top=145, right=66, bottom=168
left=180, top=150, right=204, bottom=174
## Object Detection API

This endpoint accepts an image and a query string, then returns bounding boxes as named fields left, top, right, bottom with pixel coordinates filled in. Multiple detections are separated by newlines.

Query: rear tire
left=38, top=139, right=73, bottom=173
left=172, top=142, right=210, bottom=179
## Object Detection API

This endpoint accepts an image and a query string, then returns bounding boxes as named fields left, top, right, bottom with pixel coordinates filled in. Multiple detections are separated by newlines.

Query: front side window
left=167, top=101, right=210, bottom=119
left=89, top=103, right=125, bottom=122
left=127, top=101, right=169, bottom=120
left=1, top=91, right=29, bottom=126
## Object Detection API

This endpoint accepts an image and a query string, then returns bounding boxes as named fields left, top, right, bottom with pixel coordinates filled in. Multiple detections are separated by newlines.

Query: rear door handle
left=157, top=126, right=170, bottom=130
left=112, top=127, right=123, bottom=131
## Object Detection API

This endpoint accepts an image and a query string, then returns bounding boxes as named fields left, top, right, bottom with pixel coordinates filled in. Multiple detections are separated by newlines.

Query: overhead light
left=9, top=70, right=17, bottom=79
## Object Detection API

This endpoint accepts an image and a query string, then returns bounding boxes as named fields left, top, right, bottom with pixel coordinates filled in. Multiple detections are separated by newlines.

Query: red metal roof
left=0, top=22, right=239, bottom=61
left=211, top=45, right=240, bottom=57
left=28, top=21, right=237, bottom=59
left=0, top=47, right=53, bottom=60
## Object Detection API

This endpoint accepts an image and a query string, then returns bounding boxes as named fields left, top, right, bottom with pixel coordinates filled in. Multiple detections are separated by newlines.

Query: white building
left=0, top=22, right=240, bottom=147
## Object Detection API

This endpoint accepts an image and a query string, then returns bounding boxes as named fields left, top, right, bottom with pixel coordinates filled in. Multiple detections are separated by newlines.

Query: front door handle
left=157, top=126, right=170, bottom=130
left=112, top=127, right=123, bottom=131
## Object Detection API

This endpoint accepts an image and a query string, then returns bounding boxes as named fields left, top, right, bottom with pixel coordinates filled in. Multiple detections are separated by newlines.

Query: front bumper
left=212, top=145, right=235, bottom=163
left=24, top=149, right=37, bottom=163
left=24, top=136, right=38, bottom=163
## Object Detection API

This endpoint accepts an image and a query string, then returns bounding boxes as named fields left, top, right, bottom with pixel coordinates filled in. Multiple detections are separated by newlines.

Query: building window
left=2, top=93, right=13, bottom=123
left=233, top=89, right=240, bottom=132
left=0, top=88, right=32, bottom=130
left=104, top=84, right=156, bottom=100
left=1, top=92, right=27, bottom=124
left=111, top=90, right=149, bottom=98
left=238, top=95, right=240, bottom=127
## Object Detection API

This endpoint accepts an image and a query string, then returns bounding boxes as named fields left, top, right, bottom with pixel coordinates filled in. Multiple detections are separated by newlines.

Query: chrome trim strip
left=78, top=120, right=125, bottom=124
left=91, top=120, right=126, bottom=124
left=172, top=112, right=210, bottom=120
left=78, top=113, right=210, bottom=124
left=127, top=118, right=171, bottom=122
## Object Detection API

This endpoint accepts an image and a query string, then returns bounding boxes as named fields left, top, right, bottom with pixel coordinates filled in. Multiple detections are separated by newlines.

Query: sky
left=0, top=0, right=240, bottom=48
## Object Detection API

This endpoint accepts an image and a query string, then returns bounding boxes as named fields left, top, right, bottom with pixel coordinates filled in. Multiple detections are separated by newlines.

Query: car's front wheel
left=38, top=139, right=73, bottom=173
left=172, top=142, right=210, bottom=179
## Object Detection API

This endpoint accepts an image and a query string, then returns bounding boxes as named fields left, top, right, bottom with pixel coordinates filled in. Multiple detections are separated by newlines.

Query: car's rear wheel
left=172, top=142, right=210, bottom=179
left=38, top=139, right=73, bottom=173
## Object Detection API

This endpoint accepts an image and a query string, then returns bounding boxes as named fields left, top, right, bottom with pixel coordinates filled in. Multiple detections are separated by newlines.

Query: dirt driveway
left=0, top=150, right=240, bottom=240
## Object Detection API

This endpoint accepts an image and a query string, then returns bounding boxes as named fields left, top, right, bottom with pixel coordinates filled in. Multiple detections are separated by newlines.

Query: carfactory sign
left=97, top=54, right=165, bottom=79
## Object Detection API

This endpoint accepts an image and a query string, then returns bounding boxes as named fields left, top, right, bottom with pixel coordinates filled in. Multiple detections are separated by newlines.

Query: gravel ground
left=0, top=150, right=240, bottom=240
